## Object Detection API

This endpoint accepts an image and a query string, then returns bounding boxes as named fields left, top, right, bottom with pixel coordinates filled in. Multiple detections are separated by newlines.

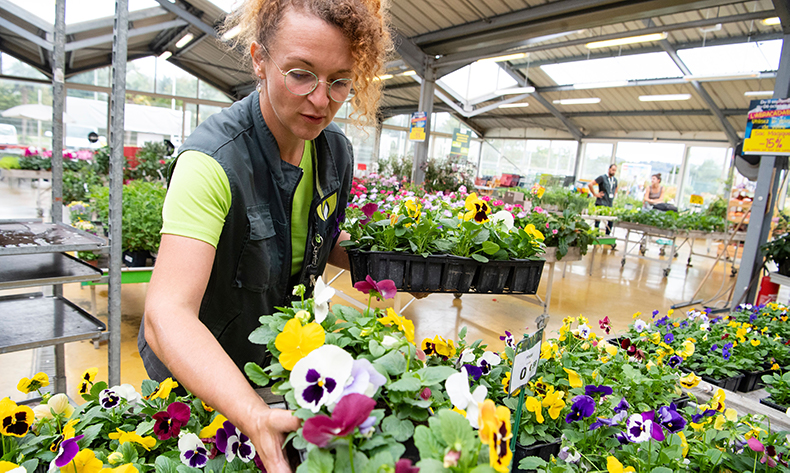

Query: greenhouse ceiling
left=0, top=0, right=788, bottom=141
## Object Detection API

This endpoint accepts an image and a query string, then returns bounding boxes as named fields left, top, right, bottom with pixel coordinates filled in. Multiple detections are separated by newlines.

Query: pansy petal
left=376, top=279, right=398, bottom=300
left=168, top=402, right=191, bottom=424
left=302, top=415, right=340, bottom=448
left=332, top=394, right=377, bottom=437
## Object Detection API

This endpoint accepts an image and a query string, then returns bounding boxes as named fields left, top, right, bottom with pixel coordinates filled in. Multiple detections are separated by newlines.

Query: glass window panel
left=678, top=147, right=729, bottom=210
left=126, top=57, right=156, bottom=93
left=479, top=139, right=503, bottom=178
left=526, top=140, right=551, bottom=173
left=438, top=60, right=517, bottom=101
left=184, top=102, right=198, bottom=137
left=0, top=53, right=47, bottom=80
left=156, top=59, right=198, bottom=98
left=677, top=40, right=781, bottom=75
left=540, top=52, right=682, bottom=85
left=432, top=113, right=459, bottom=134
left=615, top=142, right=685, bottom=204
left=501, top=140, right=526, bottom=174
left=581, top=142, right=613, bottom=181
left=0, top=78, right=53, bottom=148
left=551, top=141, right=577, bottom=175
left=68, top=67, right=110, bottom=87
left=383, top=114, right=408, bottom=128
left=346, top=125, right=376, bottom=170
left=198, top=81, right=232, bottom=102
left=430, top=136, right=452, bottom=159
left=65, top=91, right=108, bottom=149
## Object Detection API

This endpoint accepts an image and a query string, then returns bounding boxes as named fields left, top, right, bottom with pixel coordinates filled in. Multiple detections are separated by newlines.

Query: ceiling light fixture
left=683, top=72, right=761, bottom=81
left=476, top=52, right=528, bottom=63
left=698, top=23, right=722, bottom=34
left=158, top=51, right=172, bottom=61
left=552, top=97, right=601, bottom=105
left=494, top=86, right=536, bottom=95
left=374, top=74, right=393, bottom=81
left=573, top=81, right=629, bottom=90
left=498, top=102, right=529, bottom=108
left=586, top=32, right=668, bottom=49
left=222, top=25, right=241, bottom=40
left=400, top=70, right=416, bottom=76
left=638, top=94, right=692, bottom=102
left=744, top=90, right=774, bottom=96
left=763, top=17, right=781, bottom=26
left=175, top=33, right=194, bottom=49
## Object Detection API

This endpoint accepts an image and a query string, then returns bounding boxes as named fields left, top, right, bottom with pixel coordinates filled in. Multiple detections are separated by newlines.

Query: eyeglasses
left=261, top=45, right=354, bottom=103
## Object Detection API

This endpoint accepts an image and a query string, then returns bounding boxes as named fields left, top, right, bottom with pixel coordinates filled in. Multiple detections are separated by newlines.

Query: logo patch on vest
left=317, top=193, right=338, bottom=221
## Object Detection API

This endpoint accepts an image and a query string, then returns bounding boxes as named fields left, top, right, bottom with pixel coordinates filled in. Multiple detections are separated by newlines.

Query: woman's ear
left=251, top=42, right=266, bottom=80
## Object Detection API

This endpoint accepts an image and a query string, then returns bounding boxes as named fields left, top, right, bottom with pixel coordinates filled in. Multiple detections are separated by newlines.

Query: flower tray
left=701, top=374, right=744, bottom=392
left=346, top=250, right=544, bottom=294
left=759, top=396, right=789, bottom=413
left=122, top=250, right=150, bottom=268
left=737, top=367, right=773, bottom=393
left=513, top=439, right=561, bottom=473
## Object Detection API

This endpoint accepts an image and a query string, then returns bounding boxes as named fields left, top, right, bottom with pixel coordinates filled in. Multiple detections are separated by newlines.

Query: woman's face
left=651, top=176, right=659, bottom=185
left=253, top=9, right=354, bottom=145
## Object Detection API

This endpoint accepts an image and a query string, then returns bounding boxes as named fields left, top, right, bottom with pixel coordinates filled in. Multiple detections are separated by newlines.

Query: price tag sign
left=743, top=99, right=790, bottom=156
left=509, top=329, right=543, bottom=396
left=689, top=194, right=704, bottom=205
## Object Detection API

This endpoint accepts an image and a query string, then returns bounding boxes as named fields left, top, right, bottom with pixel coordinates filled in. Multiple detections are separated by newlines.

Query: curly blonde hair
left=224, top=0, right=391, bottom=128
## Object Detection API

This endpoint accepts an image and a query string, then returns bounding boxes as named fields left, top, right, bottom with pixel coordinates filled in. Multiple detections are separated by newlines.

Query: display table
left=617, top=221, right=677, bottom=277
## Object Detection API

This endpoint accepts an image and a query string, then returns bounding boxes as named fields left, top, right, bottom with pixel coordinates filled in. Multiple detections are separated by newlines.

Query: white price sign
left=509, top=329, right=543, bottom=396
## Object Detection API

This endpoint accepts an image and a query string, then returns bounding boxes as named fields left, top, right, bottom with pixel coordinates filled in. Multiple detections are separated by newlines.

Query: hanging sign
left=743, top=99, right=790, bottom=156
left=450, top=128, right=471, bottom=157
left=689, top=194, right=704, bottom=205
left=509, top=329, right=544, bottom=396
left=409, top=111, right=427, bottom=142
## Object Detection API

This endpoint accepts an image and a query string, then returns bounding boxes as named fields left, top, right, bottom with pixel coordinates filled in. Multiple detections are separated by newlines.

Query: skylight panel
left=677, top=40, right=781, bottom=75
left=540, top=52, right=683, bottom=86
left=204, top=0, right=244, bottom=13
left=438, top=61, right=518, bottom=102
left=7, top=0, right=158, bottom=25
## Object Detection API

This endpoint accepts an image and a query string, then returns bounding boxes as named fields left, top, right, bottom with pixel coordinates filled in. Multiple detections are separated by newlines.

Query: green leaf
left=333, top=305, right=362, bottom=323
left=369, top=340, right=386, bottom=358
left=244, top=363, right=270, bottom=387
left=306, top=448, right=334, bottom=473
left=414, top=425, right=444, bottom=460
left=417, top=366, right=457, bottom=386
left=135, top=419, right=155, bottom=436
left=388, top=376, right=422, bottom=392
left=518, top=457, right=548, bottom=470
left=375, top=350, right=407, bottom=376
left=705, top=448, right=724, bottom=465
left=650, top=468, right=674, bottom=473
left=155, top=455, right=179, bottom=473
left=473, top=228, right=490, bottom=245
left=437, top=409, right=477, bottom=453
left=78, top=423, right=103, bottom=449
left=334, top=449, right=369, bottom=473
left=364, top=452, right=394, bottom=473
left=120, top=441, right=139, bottom=464
left=176, top=465, right=202, bottom=473
left=141, top=379, right=159, bottom=397
left=471, top=253, right=489, bottom=263
left=248, top=324, right=278, bottom=345
left=414, top=459, right=448, bottom=473
left=382, top=415, right=415, bottom=441
left=482, top=241, right=500, bottom=255
left=89, top=381, right=108, bottom=399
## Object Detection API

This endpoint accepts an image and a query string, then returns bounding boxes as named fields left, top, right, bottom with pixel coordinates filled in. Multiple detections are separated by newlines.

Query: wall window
left=581, top=142, right=613, bottom=181
left=615, top=142, right=686, bottom=204
left=678, top=146, right=730, bottom=210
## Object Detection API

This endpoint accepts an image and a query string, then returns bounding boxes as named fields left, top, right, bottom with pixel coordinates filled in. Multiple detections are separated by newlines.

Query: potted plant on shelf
left=760, top=370, right=790, bottom=412
left=761, top=233, right=790, bottom=276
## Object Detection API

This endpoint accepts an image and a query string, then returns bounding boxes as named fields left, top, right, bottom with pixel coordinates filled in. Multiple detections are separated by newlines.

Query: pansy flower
left=290, top=344, right=353, bottom=412
left=360, top=202, right=378, bottom=225
left=153, top=401, right=191, bottom=440
left=353, top=275, right=397, bottom=301
left=33, top=393, right=74, bottom=420
left=667, top=355, right=683, bottom=368
left=542, top=387, right=566, bottom=419
left=499, top=331, right=516, bottom=350
left=633, top=319, right=648, bottom=332
left=99, top=389, right=121, bottom=409
left=144, top=378, right=178, bottom=401
left=625, top=411, right=664, bottom=443
left=302, top=393, right=376, bottom=447
left=525, top=397, right=544, bottom=423
left=339, top=358, right=387, bottom=399
left=748, top=437, right=778, bottom=468
left=216, top=421, right=256, bottom=463
left=179, top=433, right=209, bottom=468
left=108, top=428, right=156, bottom=450
left=565, top=395, right=595, bottom=423
left=422, top=336, right=456, bottom=360
left=563, top=368, right=583, bottom=388
left=0, top=462, right=25, bottom=473
left=477, top=351, right=501, bottom=374
left=59, top=449, right=102, bottom=473
left=463, top=193, right=490, bottom=223
left=657, top=404, right=686, bottom=433
left=445, top=367, right=488, bottom=428
left=17, top=372, right=49, bottom=394
left=198, top=414, right=228, bottom=438
left=478, top=400, right=513, bottom=473
left=606, top=456, right=636, bottom=473
left=377, top=308, right=415, bottom=343
left=664, top=332, right=675, bottom=343
left=53, top=434, right=84, bottom=468
left=78, top=367, right=99, bottom=396
left=490, top=210, right=514, bottom=230
left=0, top=398, right=34, bottom=437
left=584, top=384, right=613, bottom=397
left=275, top=318, right=326, bottom=371
left=312, top=276, right=335, bottom=324
left=395, top=459, right=420, bottom=473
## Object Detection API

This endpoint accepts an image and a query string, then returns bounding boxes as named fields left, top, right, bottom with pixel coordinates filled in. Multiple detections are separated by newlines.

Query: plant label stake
left=509, top=329, right=543, bottom=471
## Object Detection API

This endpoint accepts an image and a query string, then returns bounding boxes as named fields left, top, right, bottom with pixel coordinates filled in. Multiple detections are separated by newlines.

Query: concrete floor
left=0, top=176, right=773, bottom=403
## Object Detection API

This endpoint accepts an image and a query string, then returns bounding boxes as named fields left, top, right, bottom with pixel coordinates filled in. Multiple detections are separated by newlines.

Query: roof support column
left=572, top=140, right=584, bottom=180
left=733, top=32, right=790, bottom=307
left=108, top=0, right=129, bottom=387
left=412, top=66, right=435, bottom=184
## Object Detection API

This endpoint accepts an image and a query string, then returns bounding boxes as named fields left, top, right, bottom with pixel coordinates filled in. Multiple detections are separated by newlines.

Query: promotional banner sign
left=450, top=128, right=471, bottom=157
left=743, top=99, right=790, bottom=156
left=409, top=111, right=427, bottom=142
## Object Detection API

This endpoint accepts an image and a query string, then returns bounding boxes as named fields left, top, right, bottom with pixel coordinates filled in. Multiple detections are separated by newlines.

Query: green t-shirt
left=161, top=142, right=315, bottom=276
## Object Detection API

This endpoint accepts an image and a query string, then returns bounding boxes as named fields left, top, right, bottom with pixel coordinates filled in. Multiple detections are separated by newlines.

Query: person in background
left=643, top=173, right=665, bottom=210
left=588, top=164, right=618, bottom=235
left=139, top=1, right=390, bottom=472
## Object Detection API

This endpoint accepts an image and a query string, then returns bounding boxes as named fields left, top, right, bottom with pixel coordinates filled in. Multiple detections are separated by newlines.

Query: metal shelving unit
left=0, top=221, right=108, bottom=392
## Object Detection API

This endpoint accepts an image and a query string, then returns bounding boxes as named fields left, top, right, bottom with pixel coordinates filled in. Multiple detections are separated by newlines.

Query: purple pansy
left=179, top=433, right=209, bottom=468
left=584, top=385, right=613, bottom=397
left=625, top=411, right=665, bottom=443
left=499, top=331, right=516, bottom=350
left=664, top=332, right=675, bottom=343
left=589, top=416, right=616, bottom=431
left=667, top=355, right=683, bottom=368
left=657, top=403, right=686, bottom=433
left=153, top=401, right=191, bottom=440
left=691, top=409, right=717, bottom=423
left=216, top=420, right=256, bottom=463
left=353, top=275, right=397, bottom=301
left=565, top=395, right=595, bottom=423
left=462, top=364, right=483, bottom=381
left=290, top=345, right=354, bottom=413
left=360, top=203, right=379, bottom=225
left=340, top=358, right=387, bottom=399
left=54, top=434, right=84, bottom=467
left=99, top=389, right=121, bottom=409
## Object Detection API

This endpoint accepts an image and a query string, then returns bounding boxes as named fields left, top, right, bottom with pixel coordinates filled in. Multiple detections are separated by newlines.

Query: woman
left=138, top=1, right=390, bottom=471
left=643, top=173, right=665, bottom=210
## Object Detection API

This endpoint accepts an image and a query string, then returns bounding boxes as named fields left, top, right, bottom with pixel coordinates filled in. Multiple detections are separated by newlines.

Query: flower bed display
left=5, top=284, right=790, bottom=473
left=594, top=208, right=727, bottom=233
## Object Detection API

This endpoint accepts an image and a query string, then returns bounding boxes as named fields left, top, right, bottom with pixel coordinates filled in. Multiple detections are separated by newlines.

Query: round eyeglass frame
left=260, top=45, right=354, bottom=103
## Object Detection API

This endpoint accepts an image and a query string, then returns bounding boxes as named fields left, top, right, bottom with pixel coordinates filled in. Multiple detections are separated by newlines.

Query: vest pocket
left=236, top=204, right=279, bottom=292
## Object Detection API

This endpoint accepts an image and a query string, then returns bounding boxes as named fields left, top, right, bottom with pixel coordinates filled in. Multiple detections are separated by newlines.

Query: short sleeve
left=160, top=151, right=232, bottom=248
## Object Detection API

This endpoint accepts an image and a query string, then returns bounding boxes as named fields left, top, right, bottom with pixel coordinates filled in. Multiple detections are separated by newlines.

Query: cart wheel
left=454, top=293, right=462, bottom=299
left=659, top=248, right=666, bottom=256
left=610, top=243, right=617, bottom=251
left=663, top=268, right=671, bottom=277
left=674, top=252, right=679, bottom=258
left=731, top=268, right=738, bottom=277
left=621, top=258, right=626, bottom=267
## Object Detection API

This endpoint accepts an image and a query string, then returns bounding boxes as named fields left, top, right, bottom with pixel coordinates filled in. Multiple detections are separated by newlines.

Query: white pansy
left=290, top=345, right=354, bottom=413
left=313, top=276, right=335, bottom=324
left=490, top=210, right=514, bottom=230
left=445, top=367, right=488, bottom=428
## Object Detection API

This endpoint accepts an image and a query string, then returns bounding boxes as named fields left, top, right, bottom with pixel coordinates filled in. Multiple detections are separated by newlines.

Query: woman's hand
left=249, top=407, right=302, bottom=473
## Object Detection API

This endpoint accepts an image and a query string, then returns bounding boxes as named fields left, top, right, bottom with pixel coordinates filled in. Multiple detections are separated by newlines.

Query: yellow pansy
left=107, top=452, right=124, bottom=465
left=199, top=414, right=228, bottom=438
left=377, top=308, right=415, bottom=343
left=108, top=428, right=156, bottom=451
left=17, top=372, right=49, bottom=394
left=578, top=316, right=588, bottom=325
left=404, top=199, right=421, bottom=223
left=668, top=309, right=674, bottom=317
left=0, top=462, right=22, bottom=473
left=63, top=418, right=79, bottom=439
left=646, top=360, right=656, bottom=371
left=201, top=401, right=214, bottom=412
left=677, top=432, right=689, bottom=457
left=0, top=398, right=34, bottom=437
left=606, top=456, right=635, bottom=473
left=650, top=332, right=661, bottom=344
left=751, top=339, right=761, bottom=347
left=144, top=377, right=179, bottom=401
left=542, top=388, right=565, bottom=420
left=632, top=311, right=641, bottom=319
left=563, top=368, right=582, bottom=388
left=524, top=224, right=545, bottom=241
left=713, top=408, right=737, bottom=430
left=772, top=363, right=781, bottom=370
left=540, top=341, right=558, bottom=360
left=78, top=367, right=99, bottom=396
left=478, top=400, right=512, bottom=473
left=274, top=318, right=326, bottom=371
left=60, top=449, right=103, bottom=473
left=100, top=465, right=139, bottom=473
left=390, top=214, right=398, bottom=225
left=525, top=397, right=544, bottom=423
left=710, top=389, right=726, bottom=411
left=463, top=193, right=490, bottom=223
left=679, top=372, right=701, bottom=389
left=679, top=340, right=695, bottom=358
left=744, top=421, right=766, bottom=439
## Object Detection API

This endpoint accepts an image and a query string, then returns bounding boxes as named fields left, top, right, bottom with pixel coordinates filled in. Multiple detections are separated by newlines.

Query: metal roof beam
left=498, top=62, right=583, bottom=140
left=0, top=0, right=53, bottom=33
left=392, top=31, right=430, bottom=78
left=772, top=0, right=790, bottom=35
left=492, top=108, right=748, bottom=119
left=653, top=30, right=740, bottom=145
left=433, top=10, right=770, bottom=69
left=65, top=19, right=187, bottom=52
left=536, top=73, right=777, bottom=93
left=65, top=7, right=168, bottom=35
left=0, top=16, right=52, bottom=51
left=172, top=32, right=207, bottom=58
left=153, top=0, right=218, bottom=38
